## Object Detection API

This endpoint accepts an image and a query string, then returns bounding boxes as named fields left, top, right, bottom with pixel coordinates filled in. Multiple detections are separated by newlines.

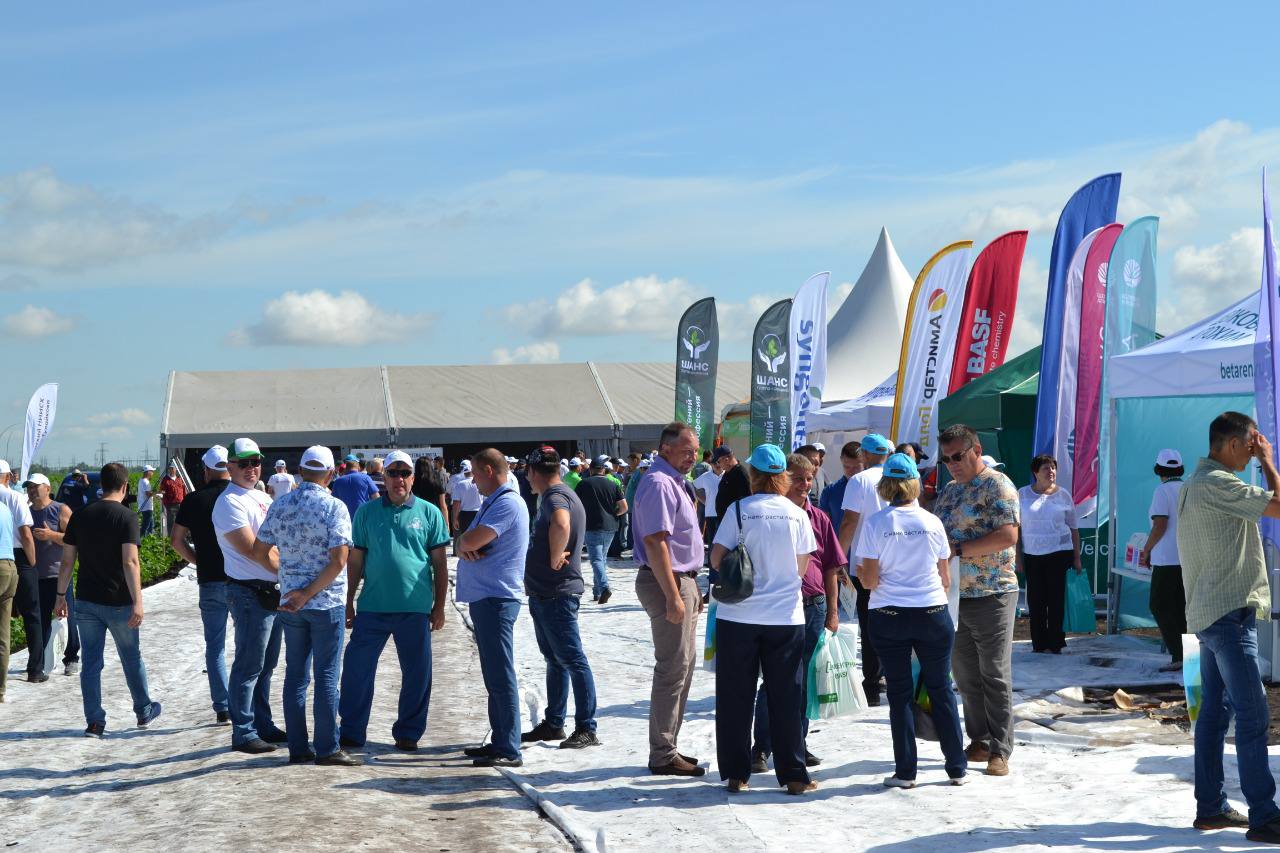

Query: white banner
left=890, top=243, right=972, bottom=456
left=790, top=272, right=829, bottom=449
left=22, top=382, right=58, bottom=483
left=1050, top=226, right=1105, bottom=495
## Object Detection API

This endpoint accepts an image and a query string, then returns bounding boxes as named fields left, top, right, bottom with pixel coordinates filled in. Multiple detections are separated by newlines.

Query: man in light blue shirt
left=255, top=445, right=356, bottom=766
left=0, top=503, right=15, bottom=702
left=457, top=448, right=529, bottom=767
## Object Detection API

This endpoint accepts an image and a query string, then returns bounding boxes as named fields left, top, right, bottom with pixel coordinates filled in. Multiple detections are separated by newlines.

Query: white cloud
left=229, top=289, right=434, bottom=347
left=2, top=304, right=75, bottom=337
left=1168, top=226, right=1265, bottom=329
left=962, top=204, right=1059, bottom=238
left=491, top=341, right=561, bottom=364
left=1008, top=255, right=1048, bottom=360
left=88, top=408, right=153, bottom=426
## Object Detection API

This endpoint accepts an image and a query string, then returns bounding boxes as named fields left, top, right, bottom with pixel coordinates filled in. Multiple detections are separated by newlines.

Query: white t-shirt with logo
left=857, top=503, right=951, bottom=608
left=212, top=483, right=274, bottom=582
left=1148, top=479, right=1183, bottom=566
left=138, top=477, right=154, bottom=511
left=453, top=477, right=482, bottom=512
left=840, top=465, right=886, bottom=567
left=268, top=472, right=295, bottom=497
left=694, top=469, right=723, bottom=518
left=1018, top=486, right=1077, bottom=555
left=712, top=493, right=816, bottom=626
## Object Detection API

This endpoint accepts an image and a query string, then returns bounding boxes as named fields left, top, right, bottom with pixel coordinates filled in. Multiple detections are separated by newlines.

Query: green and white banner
left=750, top=299, right=792, bottom=450
left=675, top=297, right=720, bottom=453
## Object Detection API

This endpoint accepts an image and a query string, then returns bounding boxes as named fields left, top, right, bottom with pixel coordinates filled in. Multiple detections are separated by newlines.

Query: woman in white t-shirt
left=1017, top=454, right=1081, bottom=654
left=711, top=443, right=817, bottom=796
left=1139, top=448, right=1185, bottom=670
left=857, top=452, right=966, bottom=788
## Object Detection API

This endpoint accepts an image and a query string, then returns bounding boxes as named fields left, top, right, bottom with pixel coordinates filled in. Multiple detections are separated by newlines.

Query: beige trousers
left=635, top=569, right=701, bottom=766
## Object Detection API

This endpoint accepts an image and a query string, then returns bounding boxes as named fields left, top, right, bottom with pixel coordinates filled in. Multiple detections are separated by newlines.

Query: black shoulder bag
left=712, top=499, right=754, bottom=604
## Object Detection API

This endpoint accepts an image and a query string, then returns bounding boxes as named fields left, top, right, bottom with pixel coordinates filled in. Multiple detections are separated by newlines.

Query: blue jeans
left=139, top=510, right=153, bottom=539
left=585, top=529, right=614, bottom=597
left=280, top=606, right=346, bottom=758
left=226, top=582, right=283, bottom=746
left=870, top=604, right=968, bottom=781
left=198, top=581, right=230, bottom=713
left=1195, top=607, right=1280, bottom=828
left=76, top=599, right=155, bottom=727
left=469, top=597, right=522, bottom=759
left=529, top=595, right=597, bottom=732
left=753, top=600, right=824, bottom=754
left=338, top=611, right=433, bottom=745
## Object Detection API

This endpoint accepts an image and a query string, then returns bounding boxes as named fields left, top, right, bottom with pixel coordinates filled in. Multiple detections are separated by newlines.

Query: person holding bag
left=857, top=452, right=967, bottom=789
left=1016, top=454, right=1081, bottom=654
left=710, top=444, right=816, bottom=795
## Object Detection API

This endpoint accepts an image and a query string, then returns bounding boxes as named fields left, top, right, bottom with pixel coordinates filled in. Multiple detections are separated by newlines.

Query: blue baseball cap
left=882, top=452, right=920, bottom=480
left=343, top=454, right=360, bottom=463
left=748, top=443, right=787, bottom=474
left=860, top=433, right=894, bottom=454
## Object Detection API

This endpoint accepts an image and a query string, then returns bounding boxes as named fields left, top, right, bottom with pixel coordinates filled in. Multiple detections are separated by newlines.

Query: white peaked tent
left=826, top=227, right=915, bottom=401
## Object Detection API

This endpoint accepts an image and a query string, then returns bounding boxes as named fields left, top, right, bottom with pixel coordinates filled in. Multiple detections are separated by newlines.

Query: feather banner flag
left=947, top=231, right=1028, bottom=393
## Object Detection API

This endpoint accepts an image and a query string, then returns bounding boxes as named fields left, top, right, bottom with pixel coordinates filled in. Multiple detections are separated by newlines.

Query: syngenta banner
left=675, top=297, right=719, bottom=453
left=789, top=272, right=829, bottom=449
left=751, top=298, right=792, bottom=449
left=890, top=242, right=972, bottom=457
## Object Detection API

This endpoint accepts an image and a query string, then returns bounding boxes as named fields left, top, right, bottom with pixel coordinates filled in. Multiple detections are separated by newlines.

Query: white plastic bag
left=807, top=625, right=868, bottom=720
left=43, top=618, right=68, bottom=676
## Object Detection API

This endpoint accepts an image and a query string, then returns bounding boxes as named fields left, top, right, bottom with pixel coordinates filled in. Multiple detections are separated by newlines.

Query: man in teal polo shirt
left=338, top=450, right=450, bottom=752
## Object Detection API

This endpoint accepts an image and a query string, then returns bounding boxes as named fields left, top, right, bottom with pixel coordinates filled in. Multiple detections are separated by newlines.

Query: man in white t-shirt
left=450, top=461, right=482, bottom=555
left=1141, top=448, right=1187, bottom=670
left=137, top=465, right=157, bottom=538
left=267, top=460, right=295, bottom=498
left=694, top=446, right=735, bottom=550
left=213, top=437, right=285, bottom=754
left=837, top=432, right=894, bottom=705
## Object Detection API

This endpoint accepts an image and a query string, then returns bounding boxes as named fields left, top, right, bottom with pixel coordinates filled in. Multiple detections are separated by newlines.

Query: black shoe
left=559, top=729, right=601, bottom=749
left=473, top=755, right=523, bottom=767
left=395, top=739, right=419, bottom=752
left=1247, top=819, right=1280, bottom=843
left=598, top=589, right=612, bottom=605
left=1194, top=807, right=1250, bottom=830
left=804, top=750, right=822, bottom=767
left=27, top=671, right=48, bottom=684
left=316, top=750, right=362, bottom=766
left=339, top=735, right=365, bottom=749
left=522, top=721, right=568, bottom=743
left=289, top=751, right=317, bottom=764
left=137, top=701, right=162, bottom=728
left=865, top=693, right=882, bottom=707
left=751, top=750, right=768, bottom=773
left=592, top=594, right=600, bottom=602
left=84, top=722, right=105, bottom=738
left=233, top=738, right=278, bottom=754
left=702, top=592, right=711, bottom=605
left=258, top=728, right=288, bottom=744
left=216, top=710, right=231, bottom=725
left=464, top=744, right=496, bottom=758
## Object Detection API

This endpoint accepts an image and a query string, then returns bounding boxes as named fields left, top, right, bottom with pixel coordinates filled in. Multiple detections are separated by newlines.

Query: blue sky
left=3, top=2, right=1279, bottom=463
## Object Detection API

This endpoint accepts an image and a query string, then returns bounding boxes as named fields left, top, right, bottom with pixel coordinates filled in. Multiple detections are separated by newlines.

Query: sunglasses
left=384, top=469, right=412, bottom=479
left=236, top=458, right=263, bottom=468
left=938, top=446, right=973, bottom=465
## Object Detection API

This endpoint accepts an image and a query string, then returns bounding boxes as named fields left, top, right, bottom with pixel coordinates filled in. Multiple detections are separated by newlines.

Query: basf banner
left=947, top=231, right=1027, bottom=393
left=675, top=297, right=719, bottom=454
left=750, top=299, right=792, bottom=450
left=789, top=272, right=829, bottom=449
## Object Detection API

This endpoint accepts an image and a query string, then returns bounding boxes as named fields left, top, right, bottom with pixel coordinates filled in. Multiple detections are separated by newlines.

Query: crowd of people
left=3, top=410, right=1280, bottom=839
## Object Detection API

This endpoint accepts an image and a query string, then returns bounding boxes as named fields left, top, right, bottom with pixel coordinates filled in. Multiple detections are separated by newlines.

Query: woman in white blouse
left=1017, top=454, right=1082, bottom=653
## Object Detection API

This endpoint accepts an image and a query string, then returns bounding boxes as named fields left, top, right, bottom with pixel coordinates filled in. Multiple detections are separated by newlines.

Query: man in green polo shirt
left=338, top=451, right=450, bottom=753
left=1178, top=411, right=1280, bottom=841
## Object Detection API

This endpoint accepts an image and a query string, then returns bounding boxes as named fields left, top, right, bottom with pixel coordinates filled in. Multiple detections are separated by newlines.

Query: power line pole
left=96, top=442, right=108, bottom=468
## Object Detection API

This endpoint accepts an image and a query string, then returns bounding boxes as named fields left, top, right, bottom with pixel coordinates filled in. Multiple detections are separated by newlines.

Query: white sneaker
left=64, top=661, right=80, bottom=676
left=883, top=776, right=916, bottom=789
left=949, top=775, right=968, bottom=786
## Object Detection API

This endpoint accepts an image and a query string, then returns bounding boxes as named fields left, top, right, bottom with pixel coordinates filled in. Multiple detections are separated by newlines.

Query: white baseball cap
left=812, top=442, right=826, bottom=453
left=603, top=460, right=614, bottom=471
left=143, top=464, right=156, bottom=473
left=981, top=455, right=1005, bottom=469
left=230, top=437, right=262, bottom=459
left=202, top=445, right=229, bottom=470
left=460, top=459, right=472, bottom=472
left=0, top=459, right=10, bottom=474
left=274, top=459, right=287, bottom=469
left=567, top=458, right=581, bottom=468
left=23, top=473, right=50, bottom=488
left=1155, top=448, right=1183, bottom=467
left=638, top=458, right=652, bottom=469
left=384, top=450, right=412, bottom=469
left=300, top=445, right=336, bottom=472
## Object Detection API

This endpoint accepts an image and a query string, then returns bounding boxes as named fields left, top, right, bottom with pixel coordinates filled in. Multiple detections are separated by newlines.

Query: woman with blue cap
left=856, top=452, right=968, bottom=788
left=710, top=443, right=817, bottom=795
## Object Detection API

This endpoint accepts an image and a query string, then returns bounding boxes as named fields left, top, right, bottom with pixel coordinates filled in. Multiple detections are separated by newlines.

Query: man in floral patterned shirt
left=254, top=444, right=358, bottom=766
left=933, top=424, right=1020, bottom=778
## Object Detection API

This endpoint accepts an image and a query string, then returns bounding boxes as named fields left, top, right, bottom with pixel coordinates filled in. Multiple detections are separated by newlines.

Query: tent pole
left=1105, top=398, right=1119, bottom=635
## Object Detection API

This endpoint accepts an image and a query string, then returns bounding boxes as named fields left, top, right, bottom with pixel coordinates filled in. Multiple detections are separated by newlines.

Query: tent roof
left=806, top=372, right=896, bottom=435
left=163, top=360, right=749, bottom=448
left=1109, top=290, right=1258, bottom=399
left=826, top=227, right=915, bottom=401
left=939, top=346, right=1041, bottom=430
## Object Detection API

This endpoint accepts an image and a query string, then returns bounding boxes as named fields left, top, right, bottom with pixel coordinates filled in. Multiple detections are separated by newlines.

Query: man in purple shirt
left=631, top=421, right=705, bottom=777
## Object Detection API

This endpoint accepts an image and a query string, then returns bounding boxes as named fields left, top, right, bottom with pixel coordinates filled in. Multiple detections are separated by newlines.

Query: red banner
left=1071, top=223, right=1123, bottom=508
left=947, top=230, right=1028, bottom=393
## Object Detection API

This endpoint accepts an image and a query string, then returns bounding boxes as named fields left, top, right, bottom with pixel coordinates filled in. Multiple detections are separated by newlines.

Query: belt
left=639, top=565, right=699, bottom=579
left=802, top=594, right=826, bottom=607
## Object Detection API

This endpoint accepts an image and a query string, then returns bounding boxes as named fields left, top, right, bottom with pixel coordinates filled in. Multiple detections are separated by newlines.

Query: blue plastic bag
left=703, top=602, right=718, bottom=671
left=1063, top=569, right=1095, bottom=633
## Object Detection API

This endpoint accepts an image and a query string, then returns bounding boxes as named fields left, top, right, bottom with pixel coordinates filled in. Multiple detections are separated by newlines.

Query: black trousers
left=1148, top=564, right=1186, bottom=662
left=714, top=619, right=809, bottom=786
left=1024, top=549, right=1071, bottom=652
left=15, top=567, right=42, bottom=675
left=852, top=576, right=882, bottom=696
